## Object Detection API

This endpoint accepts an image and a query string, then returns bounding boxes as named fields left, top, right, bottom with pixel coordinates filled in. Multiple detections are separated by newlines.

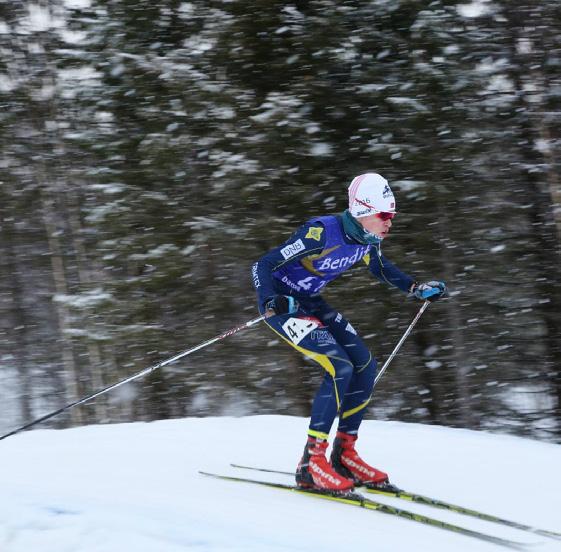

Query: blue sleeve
left=367, top=247, right=415, bottom=293
left=251, top=221, right=327, bottom=309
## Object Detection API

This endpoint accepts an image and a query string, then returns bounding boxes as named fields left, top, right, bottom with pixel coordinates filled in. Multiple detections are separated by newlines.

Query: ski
left=230, top=463, right=561, bottom=541
left=200, top=470, right=528, bottom=550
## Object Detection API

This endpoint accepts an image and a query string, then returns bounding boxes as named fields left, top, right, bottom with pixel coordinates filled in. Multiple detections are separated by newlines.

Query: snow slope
left=0, top=415, right=560, bottom=552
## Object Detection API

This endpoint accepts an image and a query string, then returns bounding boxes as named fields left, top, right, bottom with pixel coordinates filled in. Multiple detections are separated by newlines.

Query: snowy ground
left=0, top=415, right=560, bottom=552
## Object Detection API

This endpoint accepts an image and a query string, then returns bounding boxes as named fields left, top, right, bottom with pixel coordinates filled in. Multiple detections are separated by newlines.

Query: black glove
left=264, top=295, right=299, bottom=315
left=411, top=281, right=447, bottom=302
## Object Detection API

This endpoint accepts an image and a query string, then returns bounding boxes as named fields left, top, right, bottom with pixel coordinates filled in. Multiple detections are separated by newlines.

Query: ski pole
left=373, top=300, right=430, bottom=388
left=0, top=314, right=266, bottom=442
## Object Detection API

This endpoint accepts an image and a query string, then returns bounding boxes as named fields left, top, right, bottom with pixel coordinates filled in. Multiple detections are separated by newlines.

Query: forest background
left=1, top=0, right=560, bottom=443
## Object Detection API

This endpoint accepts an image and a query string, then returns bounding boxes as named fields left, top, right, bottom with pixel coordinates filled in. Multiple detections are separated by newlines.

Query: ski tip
left=534, top=529, right=561, bottom=541
left=230, top=463, right=294, bottom=476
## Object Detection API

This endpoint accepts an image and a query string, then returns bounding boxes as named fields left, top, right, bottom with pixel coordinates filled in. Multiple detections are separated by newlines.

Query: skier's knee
left=356, top=355, right=377, bottom=376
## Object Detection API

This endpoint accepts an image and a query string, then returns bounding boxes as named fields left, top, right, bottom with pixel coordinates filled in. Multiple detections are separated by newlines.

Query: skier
left=251, top=173, right=446, bottom=492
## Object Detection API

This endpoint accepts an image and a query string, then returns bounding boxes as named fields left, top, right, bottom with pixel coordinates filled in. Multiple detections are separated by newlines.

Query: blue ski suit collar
left=341, top=209, right=382, bottom=246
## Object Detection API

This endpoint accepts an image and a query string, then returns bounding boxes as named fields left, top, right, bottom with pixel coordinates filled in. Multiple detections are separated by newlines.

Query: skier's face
left=358, top=212, right=393, bottom=239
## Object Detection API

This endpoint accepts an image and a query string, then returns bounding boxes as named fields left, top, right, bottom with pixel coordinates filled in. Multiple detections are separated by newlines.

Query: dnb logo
left=280, top=239, right=305, bottom=260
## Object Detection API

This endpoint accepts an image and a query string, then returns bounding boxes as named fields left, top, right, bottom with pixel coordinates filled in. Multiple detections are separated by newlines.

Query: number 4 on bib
left=282, top=317, right=319, bottom=345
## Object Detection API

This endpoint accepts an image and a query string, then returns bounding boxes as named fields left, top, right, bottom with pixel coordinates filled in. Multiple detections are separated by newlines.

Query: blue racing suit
left=251, top=214, right=414, bottom=439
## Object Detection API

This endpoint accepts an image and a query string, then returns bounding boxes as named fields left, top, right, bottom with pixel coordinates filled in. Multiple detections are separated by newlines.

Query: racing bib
left=281, top=317, right=319, bottom=345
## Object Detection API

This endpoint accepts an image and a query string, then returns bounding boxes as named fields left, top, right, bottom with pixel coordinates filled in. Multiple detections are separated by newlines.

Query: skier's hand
left=264, top=295, right=299, bottom=316
left=411, top=281, right=446, bottom=302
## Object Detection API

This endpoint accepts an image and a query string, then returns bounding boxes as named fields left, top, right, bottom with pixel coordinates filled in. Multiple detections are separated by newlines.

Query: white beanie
left=348, top=173, right=396, bottom=218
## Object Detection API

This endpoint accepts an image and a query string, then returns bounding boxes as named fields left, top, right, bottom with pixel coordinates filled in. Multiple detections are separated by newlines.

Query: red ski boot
left=330, top=431, right=389, bottom=487
left=296, top=437, right=354, bottom=492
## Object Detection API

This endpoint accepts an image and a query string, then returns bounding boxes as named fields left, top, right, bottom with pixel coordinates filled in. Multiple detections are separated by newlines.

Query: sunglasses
left=354, top=198, right=396, bottom=221
left=375, top=211, right=396, bottom=221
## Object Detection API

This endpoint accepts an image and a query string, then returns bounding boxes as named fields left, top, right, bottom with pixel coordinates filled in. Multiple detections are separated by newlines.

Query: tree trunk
left=1, top=213, right=33, bottom=423
left=40, top=188, right=83, bottom=426
left=505, top=7, right=561, bottom=437
left=66, top=187, right=108, bottom=421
